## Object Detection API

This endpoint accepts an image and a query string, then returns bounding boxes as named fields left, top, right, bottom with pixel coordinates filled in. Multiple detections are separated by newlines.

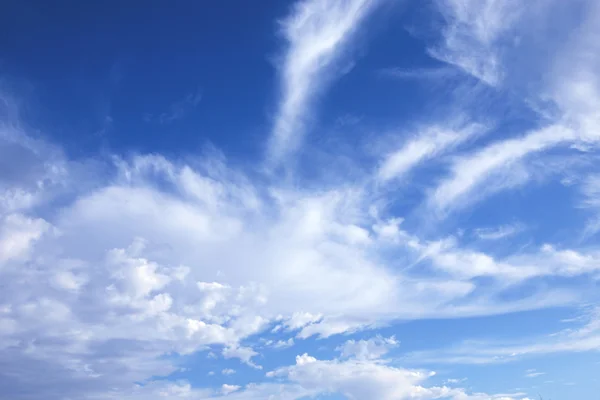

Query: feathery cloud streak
left=377, top=122, right=483, bottom=182
left=268, top=0, right=379, bottom=166
left=430, top=0, right=522, bottom=86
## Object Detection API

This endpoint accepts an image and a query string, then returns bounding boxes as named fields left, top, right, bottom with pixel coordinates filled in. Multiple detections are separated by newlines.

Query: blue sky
left=1, top=0, right=599, bottom=399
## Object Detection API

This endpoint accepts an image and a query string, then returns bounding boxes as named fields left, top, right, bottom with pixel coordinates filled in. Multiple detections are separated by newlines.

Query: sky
left=0, top=0, right=599, bottom=399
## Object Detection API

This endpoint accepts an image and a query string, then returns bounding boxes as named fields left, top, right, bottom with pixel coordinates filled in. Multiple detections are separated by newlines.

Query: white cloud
left=474, top=224, right=524, bottom=240
left=418, top=236, right=600, bottom=281
left=430, top=0, right=523, bottom=86
left=2, top=3, right=600, bottom=398
left=337, top=335, right=398, bottom=360
left=284, top=312, right=323, bottom=331
left=525, top=369, right=545, bottom=378
left=223, top=345, right=261, bottom=369
left=0, top=213, right=49, bottom=263
left=66, top=380, right=311, bottom=400
left=1, top=132, right=575, bottom=397
left=143, top=88, right=202, bottom=124
left=267, top=353, right=528, bottom=400
left=445, top=378, right=467, bottom=385
left=267, top=354, right=436, bottom=399
left=429, top=123, right=577, bottom=212
left=221, top=384, right=241, bottom=395
left=67, top=362, right=529, bottom=400
left=406, top=307, right=600, bottom=365
left=0, top=114, right=69, bottom=214
left=222, top=368, right=236, bottom=375
left=377, top=122, right=484, bottom=182
left=420, top=0, right=600, bottom=215
left=548, top=1, right=600, bottom=124
left=379, top=66, right=458, bottom=81
left=2, top=136, right=598, bottom=398
left=273, top=338, right=295, bottom=349
left=268, top=0, right=380, bottom=165
left=580, top=174, right=600, bottom=237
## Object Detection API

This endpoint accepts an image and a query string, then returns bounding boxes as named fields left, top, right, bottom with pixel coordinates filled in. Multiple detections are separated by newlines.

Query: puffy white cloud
left=221, top=384, right=241, bottom=395
left=268, top=353, right=436, bottom=399
left=272, top=338, right=295, bottom=349
left=337, top=335, right=398, bottom=360
left=1, top=139, right=596, bottom=398
left=267, top=353, right=528, bottom=400
left=223, top=345, right=261, bottom=369
left=0, top=213, right=49, bottom=263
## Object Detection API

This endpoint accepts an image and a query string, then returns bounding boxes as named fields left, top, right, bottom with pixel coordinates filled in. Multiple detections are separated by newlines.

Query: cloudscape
left=1, top=0, right=599, bottom=399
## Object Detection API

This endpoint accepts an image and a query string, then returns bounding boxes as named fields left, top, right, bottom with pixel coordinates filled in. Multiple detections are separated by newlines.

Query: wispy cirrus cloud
left=221, top=384, right=241, bottom=395
left=427, top=123, right=585, bottom=213
left=580, top=174, right=600, bottom=238
left=268, top=0, right=380, bottom=166
left=525, top=369, right=545, bottom=378
left=143, top=88, right=202, bottom=124
left=425, top=0, right=600, bottom=214
left=429, top=0, right=523, bottom=86
left=473, top=223, right=524, bottom=240
left=336, top=335, right=398, bottom=360
left=377, top=121, right=484, bottom=183
left=405, top=307, right=600, bottom=366
left=378, top=66, right=458, bottom=81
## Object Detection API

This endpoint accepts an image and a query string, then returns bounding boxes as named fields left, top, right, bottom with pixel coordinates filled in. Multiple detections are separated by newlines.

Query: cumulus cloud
left=222, top=368, right=236, bottom=375
left=223, top=345, right=262, bottom=369
left=0, top=213, right=49, bottom=263
left=3, top=99, right=599, bottom=398
left=337, top=335, right=398, bottom=360
left=1, top=121, right=582, bottom=398
left=221, top=384, right=241, bottom=395
left=267, top=353, right=528, bottom=400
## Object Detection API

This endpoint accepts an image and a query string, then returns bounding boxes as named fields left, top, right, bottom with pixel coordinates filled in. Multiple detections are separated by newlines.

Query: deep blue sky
left=0, top=1, right=446, bottom=159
